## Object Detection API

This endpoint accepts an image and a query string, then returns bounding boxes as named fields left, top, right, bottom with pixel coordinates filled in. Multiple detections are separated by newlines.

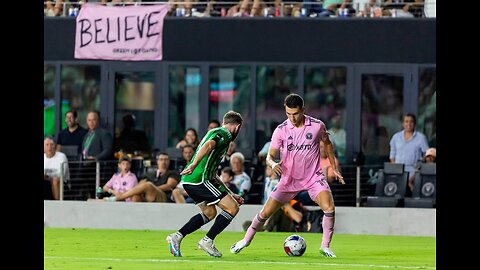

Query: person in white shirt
left=44, top=137, right=70, bottom=200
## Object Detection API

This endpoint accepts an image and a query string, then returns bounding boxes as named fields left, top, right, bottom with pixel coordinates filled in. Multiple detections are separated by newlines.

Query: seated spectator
left=317, top=0, right=350, bottom=17
left=108, top=152, right=180, bottom=202
left=218, top=141, right=236, bottom=171
left=54, top=110, right=88, bottom=154
left=114, top=114, right=151, bottom=158
left=176, top=128, right=200, bottom=149
left=102, top=156, right=139, bottom=202
left=176, top=144, right=195, bottom=172
left=229, top=152, right=252, bottom=197
left=207, top=119, right=221, bottom=130
left=263, top=164, right=279, bottom=203
left=171, top=145, right=195, bottom=203
left=220, top=167, right=239, bottom=194
left=44, top=137, right=70, bottom=200
left=408, top=147, right=436, bottom=192
left=264, top=200, right=307, bottom=232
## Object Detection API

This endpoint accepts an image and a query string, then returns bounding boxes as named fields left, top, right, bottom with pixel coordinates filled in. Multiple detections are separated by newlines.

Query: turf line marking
left=44, top=256, right=435, bottom=269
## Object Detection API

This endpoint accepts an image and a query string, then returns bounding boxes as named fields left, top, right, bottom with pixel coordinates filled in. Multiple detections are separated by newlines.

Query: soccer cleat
left=320, top=247, right=337, bottom=258
left=198, top=238, right=222, bottom=257
left=166, top=233, right=183, bottom=257
left=230, top=239, right=249, bottom=254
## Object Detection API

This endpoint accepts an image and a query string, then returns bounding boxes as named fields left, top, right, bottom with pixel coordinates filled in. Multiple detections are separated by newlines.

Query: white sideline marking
left=44, top=256, right=435, bottom=269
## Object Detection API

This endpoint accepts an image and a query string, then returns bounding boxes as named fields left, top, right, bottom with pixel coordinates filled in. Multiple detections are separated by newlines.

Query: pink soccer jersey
left=270, top=115, right=329, bottom=191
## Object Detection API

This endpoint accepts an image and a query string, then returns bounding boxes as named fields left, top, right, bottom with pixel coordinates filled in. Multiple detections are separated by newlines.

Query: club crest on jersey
left=306, top=133, right=313, bottom=140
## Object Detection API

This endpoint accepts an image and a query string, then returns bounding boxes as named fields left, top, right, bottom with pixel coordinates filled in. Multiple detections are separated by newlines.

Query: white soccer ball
left=283, top=234, right=307, bottom=256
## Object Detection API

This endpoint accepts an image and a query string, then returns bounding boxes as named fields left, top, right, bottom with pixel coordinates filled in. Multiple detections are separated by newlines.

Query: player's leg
left=230, top=194, right=285, bottom=254
left=313, top=189, right=337, bottom=258
left=197, top=194, right=238, bottom=257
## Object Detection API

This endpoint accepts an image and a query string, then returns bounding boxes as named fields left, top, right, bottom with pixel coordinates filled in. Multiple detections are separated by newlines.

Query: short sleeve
left=270, top=127, right=283, bottom=149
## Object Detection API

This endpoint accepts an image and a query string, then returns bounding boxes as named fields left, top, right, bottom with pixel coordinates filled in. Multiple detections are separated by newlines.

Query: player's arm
left=322, top=137, right=345, bottom=184
left=214, top=174, right=244, bottom=205
left=266, top=146, right=283, bottom=177
left=180, top=139, right=216, bottom=175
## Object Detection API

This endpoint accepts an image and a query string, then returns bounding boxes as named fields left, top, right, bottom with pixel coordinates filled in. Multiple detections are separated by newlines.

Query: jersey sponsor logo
left=306, top=133, right=313, bottom=140
left=287, top=143, right=313, bottom=151
left=288, top=135, right=293, bottom=140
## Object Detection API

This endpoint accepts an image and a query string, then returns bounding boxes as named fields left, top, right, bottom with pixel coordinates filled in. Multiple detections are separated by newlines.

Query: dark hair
left=182, top=144, right=195, bottom=152
left=156, top=152, right=169, bottom=159
left=209, top=120, right=221, bottom=127
left=284, top=93, right=304, bottom=109
left=66, top=110, right=78, bottom=118
left=221, top=166, right=235, bottom=178
left=122, top=114, right=135, bottom=128
left=223, top=111, right=243, bottom=125
left=404, top=113, right=416, bottom=125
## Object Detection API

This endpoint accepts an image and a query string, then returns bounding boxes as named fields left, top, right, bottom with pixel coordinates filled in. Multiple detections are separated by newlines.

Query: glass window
left=168, top=66, right=201, bottom=147
left=114, top=71, right=155, bottom=157
left=417, top=67, right=436, bottom=148
left=304, top=66, right=347, bottom=164
left=361, top=74, right=404, bottom=165
left=256, top=66, right=298, bottom=152
left=209, top=66, right=252, bottom=149
left=44, top=65, right=56, bottom=137
left=60, top=65, right=101, bottom=129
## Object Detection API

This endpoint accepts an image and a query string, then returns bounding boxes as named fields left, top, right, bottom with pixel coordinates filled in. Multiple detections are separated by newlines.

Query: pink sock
left=244, top=213, right=267, bottom=243
left=321, top=211, right=335, bottom=248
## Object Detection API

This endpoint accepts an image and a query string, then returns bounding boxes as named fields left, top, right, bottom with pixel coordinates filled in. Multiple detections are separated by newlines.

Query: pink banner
left=74, top=4, right=169, bottom=61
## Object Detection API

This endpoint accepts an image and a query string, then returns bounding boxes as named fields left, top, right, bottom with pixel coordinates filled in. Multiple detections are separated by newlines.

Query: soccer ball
left=283, top=234, right=307, bottom=256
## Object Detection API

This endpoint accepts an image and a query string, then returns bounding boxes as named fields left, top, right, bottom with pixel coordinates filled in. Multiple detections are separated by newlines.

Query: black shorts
left=183, top=181, right=228, bottom=206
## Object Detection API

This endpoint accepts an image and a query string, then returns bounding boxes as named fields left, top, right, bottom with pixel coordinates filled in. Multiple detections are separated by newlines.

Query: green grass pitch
left=44, top=228, right=435, bottom=270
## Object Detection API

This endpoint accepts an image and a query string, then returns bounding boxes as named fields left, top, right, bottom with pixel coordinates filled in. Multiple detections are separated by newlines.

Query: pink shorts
left=269, top=176, right=331, bottom=204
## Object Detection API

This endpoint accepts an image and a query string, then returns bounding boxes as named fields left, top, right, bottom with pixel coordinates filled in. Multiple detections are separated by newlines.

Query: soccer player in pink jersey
left=231, top=93, right=345, bottom=258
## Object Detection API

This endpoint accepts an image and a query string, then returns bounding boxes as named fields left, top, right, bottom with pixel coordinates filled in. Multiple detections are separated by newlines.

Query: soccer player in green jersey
left=167, top=111, right=244, bottom=258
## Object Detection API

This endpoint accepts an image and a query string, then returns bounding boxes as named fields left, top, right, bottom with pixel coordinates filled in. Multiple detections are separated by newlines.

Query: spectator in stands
left=389, top=113, right=429, bottom=178
left=219, top=141, right=236, bottom=172
left=229, top=152, right=252, bottom=197
left=327, top=114, right=346, bottom=164
left=408, top=147, right=436, bottom=191
left=172, top=146, right=196, bottom=203
left=208, top=119, right=221, bottom=131
left=263, top=199, right=306, bottom=232
left=176, top=128, right=200, bottom=149
left=82, top=111, right=113, bottom=161
left=102, top=156, right=139, bottom=202
left=220, top=166, right=239, bottom=194
left=177, top=144, right=195, bottom=172
left=317, top=0, right=350, bottom=17
left=263, top=164, right=279, bottom=203
left=54, top=110, right=88, bottom=154
left=108, top=152, right=180, bottom=202
left=44, top=137, right=70, bottom=200
left=383, top=0, right=424, bottom=18
left=320, top=141, right=341, bottom=184
left=114, top=114, right=151, bottom=158
left=258, top=121, right=280, bottom=165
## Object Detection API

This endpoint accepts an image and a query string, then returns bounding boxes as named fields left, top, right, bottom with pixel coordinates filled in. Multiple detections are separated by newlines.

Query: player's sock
left=321, top=211, right=335, bottom=248
left=206, top=210, right=234, bottom=240
left=179, top=213, right=211, bottom=237
left=244, top=213, right=267, bottom=243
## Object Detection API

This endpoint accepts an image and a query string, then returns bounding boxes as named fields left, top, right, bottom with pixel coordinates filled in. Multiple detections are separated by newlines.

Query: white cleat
left=166, top=233, right=183, bottom=257
left=198, top=238, right=222, bottom=257
left=320, top=247, right=337, bottom=258
left=230, top=239, right=249, bottom=254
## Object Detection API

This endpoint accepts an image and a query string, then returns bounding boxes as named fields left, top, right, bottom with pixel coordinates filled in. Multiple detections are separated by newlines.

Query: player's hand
left=232, top=194, right=244, bottom=206
left=334, top=170, right=345, bottom=185
left=180, top=164, right=196, bottom=175
left=272, top=160, right=283, bottom=177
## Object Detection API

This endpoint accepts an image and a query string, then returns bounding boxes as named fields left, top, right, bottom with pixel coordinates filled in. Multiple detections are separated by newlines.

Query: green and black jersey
left=181, top=127, right=232, bottom=185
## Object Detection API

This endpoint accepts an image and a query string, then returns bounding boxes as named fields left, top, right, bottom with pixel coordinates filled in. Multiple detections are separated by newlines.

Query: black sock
left=206, top=211, right=234, bottom=240
left=179, top=213, right=210, bottom=237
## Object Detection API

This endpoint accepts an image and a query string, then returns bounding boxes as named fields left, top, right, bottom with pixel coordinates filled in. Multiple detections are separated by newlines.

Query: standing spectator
left=115, top=114, right=151, bottom=158
left=109, top=152, right=180, bottom=203
left=327, top=114, right=346, bottom=164
left=54, top=110, right=88, bottom=154
left=231, top=94, right=344, bottom=258
left=82, top=111, right=113, bottom=161
left=176, top=128, right=200, bottom=150
left=44, top=137, right=70, bottom=200
left=166, top=111, right=244, bottom=258
left=102, top=156, right=139, bottom=202
left=389, top=113, right=429, bottom=177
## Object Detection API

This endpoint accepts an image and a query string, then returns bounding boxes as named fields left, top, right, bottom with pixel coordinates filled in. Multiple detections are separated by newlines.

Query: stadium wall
left=44, top=201, right=435, bottom=237
left=44, top=18, right=436, bottom=63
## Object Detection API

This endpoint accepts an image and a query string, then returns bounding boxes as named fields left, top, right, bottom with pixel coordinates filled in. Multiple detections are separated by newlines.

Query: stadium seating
left=404, top=163, right=436, bottom=208
left=366, top=163, right=409, bottom=207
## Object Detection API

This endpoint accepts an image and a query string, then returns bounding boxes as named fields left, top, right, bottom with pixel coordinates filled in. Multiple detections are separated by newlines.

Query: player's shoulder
left=277, top=120, right=288, bottom=129
left=307, top=115, right=325, bottom=126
